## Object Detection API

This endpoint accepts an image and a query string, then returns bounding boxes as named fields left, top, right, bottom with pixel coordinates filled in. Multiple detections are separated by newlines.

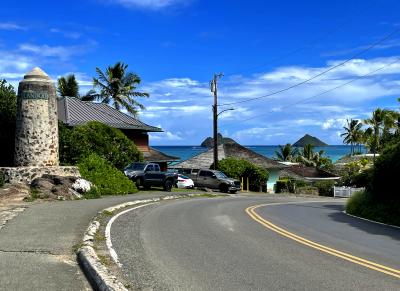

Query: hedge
left=218, top=157, right=268, bottom=192
left=60, top=121, right=143, bottom=169
left=78, top=153, right=138, bottom=198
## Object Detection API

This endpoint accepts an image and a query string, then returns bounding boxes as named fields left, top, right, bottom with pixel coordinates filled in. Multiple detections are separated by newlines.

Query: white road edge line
left=342, top=210, right=400, bottom=229
left=105, top=202, right=158, bottom=267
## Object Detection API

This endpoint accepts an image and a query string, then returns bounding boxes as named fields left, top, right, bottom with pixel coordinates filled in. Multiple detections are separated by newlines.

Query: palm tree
left=57, top=74, right=79, bottom=98
left=274, top=143, right=298, bottom=161
left=341, top=119, right=363, bottom=155
left=296, top=144, right=331, bottom=168
left=364, top=108, right=384, bottom=157
left=92, top=62, right=149, bottom=117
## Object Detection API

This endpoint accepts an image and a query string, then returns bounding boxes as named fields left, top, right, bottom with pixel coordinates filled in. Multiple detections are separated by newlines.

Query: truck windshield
left=215, top=171, right=228, bottom=179
left=126, top=163, right=146, bottom=171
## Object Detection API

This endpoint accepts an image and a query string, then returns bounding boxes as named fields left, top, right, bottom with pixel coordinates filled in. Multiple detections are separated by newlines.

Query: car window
left=199, top=171, right=207, bottom=177
left=215, top=171, right=228, bottom=178
left=146, top=164, right=154, bottom=171
left=126, top=163, right=146, bottom=170
left=154, top=164, right=160, bottom=171
left=179, top=174, right=189, bottom=179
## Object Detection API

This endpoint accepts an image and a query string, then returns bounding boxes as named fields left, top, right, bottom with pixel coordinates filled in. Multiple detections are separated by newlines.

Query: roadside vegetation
left=78, top=153, right=138, bottom=198
left=59, top=121, right=143, bottom=170
left=218, top=157, right=268, bottom=192
left=344, top=99, right=400, bottom=226
left=0, top=79, right=16, bottom=166
left=274, top=143, right=333, bottom=171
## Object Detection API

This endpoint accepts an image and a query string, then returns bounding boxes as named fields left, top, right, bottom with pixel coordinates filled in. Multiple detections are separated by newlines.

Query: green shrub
left=346, top=191, right=400, bottom=227
left=275, top=179, right=294, bottom=193
left=369, top=141, right=400, bottom=201
left=295, top=186, right=318, bottom=195
left=0, top=173, right=4, bottom=187
left=78, top=153, right=138, bottom=198
left=314, top=180, right=335, bottom=197
left=60, top=121, right=143, bottom=169
left=218, top=157, right=269, bottom=192
left=0, top=79, right=17, bottom=166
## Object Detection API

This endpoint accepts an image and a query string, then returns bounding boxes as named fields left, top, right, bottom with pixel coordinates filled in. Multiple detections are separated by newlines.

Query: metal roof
left=57, top=97, right=162, bottom=132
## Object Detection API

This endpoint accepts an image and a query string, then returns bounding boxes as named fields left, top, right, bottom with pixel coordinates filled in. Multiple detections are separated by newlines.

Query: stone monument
left=0, top=67, right=80, bottom=184
left=14, top=67, right=59, bottom=166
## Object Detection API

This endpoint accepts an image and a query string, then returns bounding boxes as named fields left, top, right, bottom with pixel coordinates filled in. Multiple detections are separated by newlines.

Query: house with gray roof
left=57, top=96, right=179, bottom=169
left=172, top=141, right=339, bottom=192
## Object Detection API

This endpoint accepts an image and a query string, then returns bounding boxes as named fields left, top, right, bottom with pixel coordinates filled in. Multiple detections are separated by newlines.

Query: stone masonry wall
left=0, top=166, right=80, bottom=184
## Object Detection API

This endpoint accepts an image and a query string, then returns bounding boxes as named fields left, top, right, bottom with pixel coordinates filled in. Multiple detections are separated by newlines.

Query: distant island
left=200, top=133, right=236, bottom=147
left=293, top=134, right=328, bottom=147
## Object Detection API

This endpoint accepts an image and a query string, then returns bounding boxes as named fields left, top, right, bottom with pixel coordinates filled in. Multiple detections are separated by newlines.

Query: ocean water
left=153, top=145, right=363, bottom=164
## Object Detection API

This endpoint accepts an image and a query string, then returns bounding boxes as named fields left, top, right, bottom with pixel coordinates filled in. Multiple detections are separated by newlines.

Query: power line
left=222, top=57, right=400, bottom=126
left=219, top=27, right=400, bottom=107
left=223, top=1, right=376, bottom=78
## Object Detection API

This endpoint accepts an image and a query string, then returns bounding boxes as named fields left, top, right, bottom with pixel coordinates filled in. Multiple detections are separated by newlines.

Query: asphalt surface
left=0, top=191, right=195, bottom=291
left=111, top=196, right=400, bottom=291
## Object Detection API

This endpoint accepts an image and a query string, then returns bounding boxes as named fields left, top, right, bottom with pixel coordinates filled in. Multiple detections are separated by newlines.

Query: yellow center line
left=245, top=203, right=400, bottom=279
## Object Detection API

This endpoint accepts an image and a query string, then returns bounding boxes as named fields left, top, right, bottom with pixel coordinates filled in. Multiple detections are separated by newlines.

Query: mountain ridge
left=293, top=134, right=328, bottom=147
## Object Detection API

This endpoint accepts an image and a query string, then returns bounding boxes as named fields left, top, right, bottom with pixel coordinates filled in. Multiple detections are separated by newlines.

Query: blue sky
left=1, top=0, right=400, bottom=145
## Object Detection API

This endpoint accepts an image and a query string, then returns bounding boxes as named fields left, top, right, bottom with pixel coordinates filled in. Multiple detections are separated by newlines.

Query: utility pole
left=210, top=73, right=223, bottom=170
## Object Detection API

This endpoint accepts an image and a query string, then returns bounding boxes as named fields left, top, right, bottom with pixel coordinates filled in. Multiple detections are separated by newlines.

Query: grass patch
left=102, top=210, right=113, bottom=216
left=346, top=191, right=400, bottom=227
left=23, top=188, right=40, bottom=202
left=97, top=254, right=112, bottom=267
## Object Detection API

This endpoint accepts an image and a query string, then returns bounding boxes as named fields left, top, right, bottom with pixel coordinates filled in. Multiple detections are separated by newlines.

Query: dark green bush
left=218, top=157, right=269, bottom=192
left=346, top=191, right=400, bottom=227
left=314, top=180, right=335, bottom=196
left=275, top=179, right=294, bottom=193
left=0, top=79, right=16, bottom=166
left=60, top=121, right=143, bottom=169
left=78, top=153, right=138, bottom=198
left=0, top=173, right=4, bottom=187
left=368, top=141, right=400, bottom=201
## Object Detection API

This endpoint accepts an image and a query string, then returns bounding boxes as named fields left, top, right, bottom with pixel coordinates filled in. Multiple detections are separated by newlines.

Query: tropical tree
left=57, top=74, right=79, bottom=98
left=341, top=119, right=363, bottom=155
left=364, top=108, right=384, bottom=157
left=274, top=143, right=298, bottom=162
left=296, top=144, right=332, bottom=169
left=92, top=62, right=149, bottom=116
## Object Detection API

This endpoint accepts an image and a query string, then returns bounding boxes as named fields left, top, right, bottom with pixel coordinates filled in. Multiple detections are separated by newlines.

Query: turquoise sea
left=153, top=145, right=363, bottom=164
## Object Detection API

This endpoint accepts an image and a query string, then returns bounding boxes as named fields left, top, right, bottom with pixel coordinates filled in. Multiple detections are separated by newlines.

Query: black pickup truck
left=124, top=162, right=178, bottom=192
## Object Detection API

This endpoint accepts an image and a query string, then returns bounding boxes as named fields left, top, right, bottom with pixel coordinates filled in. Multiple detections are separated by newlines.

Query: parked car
left=124, top=162, right=178, bottom=192
left=191, top=169, right=241, bottom=193
left=176, top=174, right=194, bottom=189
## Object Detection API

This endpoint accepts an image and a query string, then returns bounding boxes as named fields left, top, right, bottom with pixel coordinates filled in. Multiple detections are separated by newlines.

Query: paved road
left=0, top=191, right=197, bottom=291
left=111, top=196, right=400, bottom=291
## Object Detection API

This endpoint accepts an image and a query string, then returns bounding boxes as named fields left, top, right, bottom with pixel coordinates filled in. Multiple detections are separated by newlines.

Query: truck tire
left=229, top=190, right=237, bottom=194
left=219, top=184, right=228, bottom=193
left=164, top=180, right=173, bottom=192
left=135, top=178, right=142, bottom=189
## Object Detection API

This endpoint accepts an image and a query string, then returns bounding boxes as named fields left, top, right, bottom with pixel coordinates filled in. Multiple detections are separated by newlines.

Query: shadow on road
left=324, top=204, right=400, bottom=241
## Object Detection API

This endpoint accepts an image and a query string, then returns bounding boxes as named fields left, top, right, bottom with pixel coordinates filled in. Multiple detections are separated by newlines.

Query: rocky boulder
left=30, top=175, right=85, bottom=200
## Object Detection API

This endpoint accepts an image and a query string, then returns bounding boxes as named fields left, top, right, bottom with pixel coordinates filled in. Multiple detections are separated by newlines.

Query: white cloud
left=0, top=22, right=26, bottom=30
left=322, top=118, right=347, bottom=130
left=136, top=55, right=400, bottom=145
left=50, top=28, right=82, bottom=39
left=150, top=130, right=183, bottom=141
left=106, top=0, right=188, bottom=9
left=19, top=41, right=97, bottom=60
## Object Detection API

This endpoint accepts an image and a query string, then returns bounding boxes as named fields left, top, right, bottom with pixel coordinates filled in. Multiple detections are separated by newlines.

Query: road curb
left=77, top=193, right=224, bottom=291
left=342, top=211, right=400, bottom=229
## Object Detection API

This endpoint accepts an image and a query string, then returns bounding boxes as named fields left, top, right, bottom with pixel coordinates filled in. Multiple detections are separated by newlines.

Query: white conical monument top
left=23, top=67, right=51, bottom=81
